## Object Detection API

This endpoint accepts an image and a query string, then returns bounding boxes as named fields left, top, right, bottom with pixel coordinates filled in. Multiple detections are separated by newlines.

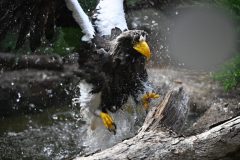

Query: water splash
left=72, top=81, right=146, bottom=154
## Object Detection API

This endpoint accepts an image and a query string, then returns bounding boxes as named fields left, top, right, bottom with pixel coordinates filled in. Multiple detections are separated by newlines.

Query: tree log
left=75, top=87, right=240, bottom=160
left=0, top=53, right=63, bottom=71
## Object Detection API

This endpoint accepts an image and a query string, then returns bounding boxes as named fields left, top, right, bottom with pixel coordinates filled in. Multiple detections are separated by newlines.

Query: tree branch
left=75, top=87, right=240, bottom=160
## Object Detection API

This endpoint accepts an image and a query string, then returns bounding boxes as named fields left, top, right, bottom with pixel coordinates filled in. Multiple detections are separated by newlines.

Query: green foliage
left=34, top=28, right=73, bottom=56
left=61, top=27, right=83, bottom=50
left=78, top=0, right=97, bottom=13
left=52, top=28, right=70, bottom=56
left=34, top=27, right=84, bottom=56
left=214, top=55, right=240, bottom=90
left=213, top=1, right=240, bottom=91
left=215, top=0, right=240, bottom=16
left=52, top=27, right=80, bottom=56
left=0, top=27, right=83, bottom=56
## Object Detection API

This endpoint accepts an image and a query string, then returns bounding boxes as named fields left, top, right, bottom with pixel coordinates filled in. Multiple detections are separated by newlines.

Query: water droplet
left=46, top=89, right=53, bottom=94
left=18, top=92, right=21, bottom=97
left=29, top=103, right=36, bottom=109
left=65, top=89, right=69, bottom=95
left=42, top=73, right=47, bottom=79
left=35, top=58, right=40, bottom=64
left=52, top=115, right=58, bottom=120
left=7, top=132, right=17, bottom=136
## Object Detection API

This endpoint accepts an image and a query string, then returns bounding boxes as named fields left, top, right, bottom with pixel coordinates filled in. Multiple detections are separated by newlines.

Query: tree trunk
left=75, top=86, right=240, bottom=160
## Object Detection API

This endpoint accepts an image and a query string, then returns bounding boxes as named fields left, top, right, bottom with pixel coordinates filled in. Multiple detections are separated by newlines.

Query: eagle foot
left=142, top=92, right=160, bottom=110
left=100, top=112, right=116, bottom=134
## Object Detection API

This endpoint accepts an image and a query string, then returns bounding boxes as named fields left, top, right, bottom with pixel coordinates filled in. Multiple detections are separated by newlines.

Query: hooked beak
left=133, top=41, right=151, bottom=60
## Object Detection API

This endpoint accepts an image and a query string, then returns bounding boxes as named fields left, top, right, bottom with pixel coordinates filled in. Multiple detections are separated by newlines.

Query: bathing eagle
left=0, top=0, right=159, bottom=133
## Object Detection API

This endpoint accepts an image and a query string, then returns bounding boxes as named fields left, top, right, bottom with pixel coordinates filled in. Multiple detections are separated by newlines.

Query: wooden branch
left=0, top=53, right=63, bottom=71
left=140, top=87, right=189, bottom=134
left=75, top=87, right=240, bottom=160
left=76, top=116, right=240, bottom=160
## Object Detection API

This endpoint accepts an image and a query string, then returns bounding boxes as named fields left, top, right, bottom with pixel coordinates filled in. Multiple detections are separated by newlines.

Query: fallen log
left=0, top=52, right=63, bottom=71
left=76, top=87, right=240, bottom=160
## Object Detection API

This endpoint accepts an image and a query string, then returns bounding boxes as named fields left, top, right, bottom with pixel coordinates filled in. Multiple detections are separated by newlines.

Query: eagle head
left=112, top=30, right=151, bottom=60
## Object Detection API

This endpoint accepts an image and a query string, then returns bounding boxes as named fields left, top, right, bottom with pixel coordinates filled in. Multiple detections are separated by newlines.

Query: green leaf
left=214, top=55, right=240, bottom=91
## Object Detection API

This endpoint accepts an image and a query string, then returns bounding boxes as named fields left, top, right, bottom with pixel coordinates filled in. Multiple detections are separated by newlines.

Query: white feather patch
left=65, top=0, right=95, bottom=41
left=79, top=81, right=94, bottom=107
left=72, top=81, right=94, bottom=107
left=94, top=0, right=128, bottom=36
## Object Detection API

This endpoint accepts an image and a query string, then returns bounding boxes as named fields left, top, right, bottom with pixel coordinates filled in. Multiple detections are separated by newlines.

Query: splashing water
left=72, top=81, right=146, bottom=154
left=0, top=80, right=147, bottom=159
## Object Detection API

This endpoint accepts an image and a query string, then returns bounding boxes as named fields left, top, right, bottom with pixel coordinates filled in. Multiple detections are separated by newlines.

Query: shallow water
left=0, top=105, right=83, bottom=159
left=0, top=101, right=145, bottom=159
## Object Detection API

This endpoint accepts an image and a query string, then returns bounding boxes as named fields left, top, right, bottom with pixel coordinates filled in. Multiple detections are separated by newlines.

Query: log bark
left=0, top=52, right=63, bottom=71
left=75, top=87, right=240, bottom=160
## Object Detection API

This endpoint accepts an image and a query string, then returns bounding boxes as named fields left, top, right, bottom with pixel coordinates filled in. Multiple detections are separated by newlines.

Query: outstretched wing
left=0, top=0, right=57, bottom=51
left=65, top=0, right=129, bottom=42
left=0, top=0, right=128, bottom=51
left=65, top=0, right=95, bottom=41
left=0, top=0, right=95, bottom=51
left=93, top=0, right=128, bottom=36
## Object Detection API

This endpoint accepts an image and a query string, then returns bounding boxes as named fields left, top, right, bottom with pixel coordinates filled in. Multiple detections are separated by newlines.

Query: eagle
left=76, top=29, right=160, bottom=134
left=0, top=0, right=160, bottom=134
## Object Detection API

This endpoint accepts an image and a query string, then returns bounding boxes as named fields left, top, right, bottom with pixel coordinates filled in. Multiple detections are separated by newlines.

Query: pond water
left=0, top=100, right=145, bottom=159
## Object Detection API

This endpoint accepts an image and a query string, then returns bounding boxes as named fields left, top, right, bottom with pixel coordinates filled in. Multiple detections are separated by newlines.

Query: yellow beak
left=133, top=41, right=151, bottom=60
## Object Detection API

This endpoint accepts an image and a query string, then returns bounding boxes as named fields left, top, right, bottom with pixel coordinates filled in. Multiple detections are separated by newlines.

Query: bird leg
left=142, top=92, right=160, bottom=110
left=96, top=111, right=116, bottom=134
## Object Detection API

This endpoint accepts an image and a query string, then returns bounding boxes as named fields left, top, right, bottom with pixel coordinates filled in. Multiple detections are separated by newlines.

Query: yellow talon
left=100, top=112, right=116, bottom=134
left=142, top=92, right=160, bottom=110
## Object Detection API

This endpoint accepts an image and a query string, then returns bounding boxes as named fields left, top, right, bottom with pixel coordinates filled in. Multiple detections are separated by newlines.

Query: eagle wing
left=65, top=0, right=95, bottom=41
left=0, top=0, right=71, bottom=51
left=93, top=0, right=128, bottom=36
left=0, top=0, right=127, bottom=51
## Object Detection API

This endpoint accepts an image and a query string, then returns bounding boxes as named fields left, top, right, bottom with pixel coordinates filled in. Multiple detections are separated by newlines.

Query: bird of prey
left=0, top=0, right=160, bottom=134
left=75, top=29, right=160, bottom=134
left=67, top=0, right=160, bottom=134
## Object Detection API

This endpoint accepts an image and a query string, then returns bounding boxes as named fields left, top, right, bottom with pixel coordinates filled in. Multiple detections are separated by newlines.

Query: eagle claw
left=100, top=112, right=116, bottom=134
left=142, top=92, right=160, bottom=110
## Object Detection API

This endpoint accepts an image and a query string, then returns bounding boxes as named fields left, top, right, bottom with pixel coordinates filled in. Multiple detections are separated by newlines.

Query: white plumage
left=93, top=0, right=128, bottom=36
left=65, top=0, right=128, bottom=40
left=78, top=81, right=94, bottom=107
left=65, top=0, right=95, bottom=41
